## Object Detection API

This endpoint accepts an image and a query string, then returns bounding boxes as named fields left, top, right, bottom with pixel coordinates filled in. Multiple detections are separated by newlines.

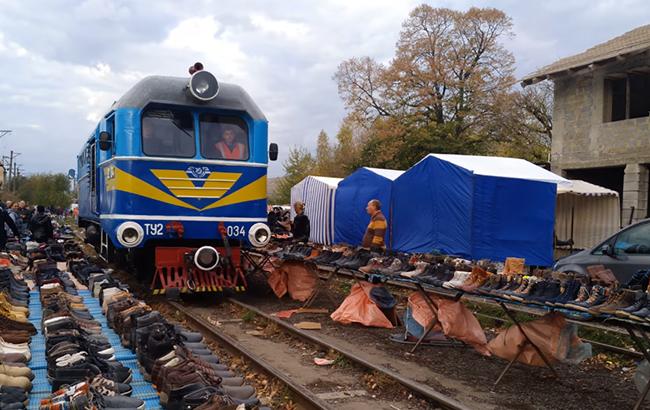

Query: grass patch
left=241, top=309, right=256, bottom=323
left=333, top=354, right=352, bottom=369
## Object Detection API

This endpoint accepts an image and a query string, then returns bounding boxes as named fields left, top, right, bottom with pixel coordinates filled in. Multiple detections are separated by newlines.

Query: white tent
left=290, top=176, right=342, bottom=244
left=555, top=180, right=620, bottom=249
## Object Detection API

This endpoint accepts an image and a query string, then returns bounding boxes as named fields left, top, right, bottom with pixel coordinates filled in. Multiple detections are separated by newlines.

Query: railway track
left=169, top=299, right=471, bottom=410
left=168, top=300, right=332, bottom=410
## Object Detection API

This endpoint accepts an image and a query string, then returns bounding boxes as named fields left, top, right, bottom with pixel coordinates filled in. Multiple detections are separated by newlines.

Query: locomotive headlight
left=248, top=223, right=271, bottom=248
left=116, top=222, right=144, bottom=248
left=188, top=70, right=219, bottom=101
left=194, top=246, right=220, bottom=271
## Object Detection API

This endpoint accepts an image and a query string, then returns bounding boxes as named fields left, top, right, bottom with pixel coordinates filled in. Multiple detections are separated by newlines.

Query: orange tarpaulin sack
left=267, top=260, right=317, bottom=302
left=408, top=292, right=490, bottom=355
left=488, top=312, right=590, bottom=366
left=331, top=281, right=394, bottom=329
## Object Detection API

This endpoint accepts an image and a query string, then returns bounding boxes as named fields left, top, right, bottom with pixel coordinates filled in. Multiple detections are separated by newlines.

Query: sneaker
left=89, top=374, right=132, bottom=396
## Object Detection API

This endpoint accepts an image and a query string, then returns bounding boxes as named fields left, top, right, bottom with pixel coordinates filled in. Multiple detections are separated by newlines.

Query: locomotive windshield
left=200, top=113, right=249, bottom=161
left=142, top=109, right=195, bottom=158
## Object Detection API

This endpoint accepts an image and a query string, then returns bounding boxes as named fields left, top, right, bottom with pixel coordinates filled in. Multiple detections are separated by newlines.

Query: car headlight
left=116, top=222, right=144, bottom=248
left=193, top=246, right=220, bottom=271
left=248, top=223, right=271, bottom=247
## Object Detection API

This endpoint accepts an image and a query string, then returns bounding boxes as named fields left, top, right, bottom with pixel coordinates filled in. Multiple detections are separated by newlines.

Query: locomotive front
left=79, top=64, right=277, bottom=294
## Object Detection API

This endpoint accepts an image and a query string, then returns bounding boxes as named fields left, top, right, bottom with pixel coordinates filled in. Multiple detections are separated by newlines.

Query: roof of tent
left=364, top=167, right=404, bottom=180
left=428, top=154, right=571, bottom=186
left=557, top=179, right=619, bottom=197
left=309, top=176, right=343, bottom=187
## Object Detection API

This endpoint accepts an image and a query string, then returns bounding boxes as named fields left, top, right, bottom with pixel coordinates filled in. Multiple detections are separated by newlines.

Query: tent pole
left=570, top=206, right=574, bottom=252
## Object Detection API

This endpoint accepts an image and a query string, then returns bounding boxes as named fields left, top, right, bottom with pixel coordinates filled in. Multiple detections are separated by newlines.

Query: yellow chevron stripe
left=201, top=175, right=267, bottom=211
left=108, top=167, right=199, bottom=211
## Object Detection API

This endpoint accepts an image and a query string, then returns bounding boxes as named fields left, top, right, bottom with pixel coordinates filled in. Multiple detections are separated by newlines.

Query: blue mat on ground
left=27, top=289, right=160, bottom=409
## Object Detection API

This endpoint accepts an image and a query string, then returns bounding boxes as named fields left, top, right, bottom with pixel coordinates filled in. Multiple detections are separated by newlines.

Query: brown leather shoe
left=0, top=352, right=28, bottom=363
left=2, top=330, right=31, bottom=344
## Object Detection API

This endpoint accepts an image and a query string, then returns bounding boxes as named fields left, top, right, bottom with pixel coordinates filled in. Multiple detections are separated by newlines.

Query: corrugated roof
left=429, top=154, right=571, bottom=186
left=521, top=24, right=650, bottom=85
left=364, top=167, right=404, bottom=181
left=557, top=180, right=619, bottom=197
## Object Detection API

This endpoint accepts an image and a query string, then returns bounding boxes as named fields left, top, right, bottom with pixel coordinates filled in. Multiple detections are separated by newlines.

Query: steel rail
left=225, top=297, right=472, bottom=410
left=168, top=301, right=332, bottom=410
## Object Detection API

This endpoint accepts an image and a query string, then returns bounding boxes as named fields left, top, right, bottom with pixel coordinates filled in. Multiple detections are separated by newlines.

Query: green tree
left=333, top=6, right=541, bottom=169
left=315, top=130, right=334, bottom=175
left=16, top=173, right=73, bottom=209
left=272, top=147, right=316, bottom=204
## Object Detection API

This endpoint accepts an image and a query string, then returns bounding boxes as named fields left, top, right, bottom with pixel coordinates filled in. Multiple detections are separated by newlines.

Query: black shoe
left=50, top=363, right=101, bottom=390
left=529, top=280, right=561, bottom=305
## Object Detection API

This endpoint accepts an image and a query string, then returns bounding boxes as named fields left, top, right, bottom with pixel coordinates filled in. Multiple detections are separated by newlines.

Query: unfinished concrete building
left=522, top=25, right=650, bottom=226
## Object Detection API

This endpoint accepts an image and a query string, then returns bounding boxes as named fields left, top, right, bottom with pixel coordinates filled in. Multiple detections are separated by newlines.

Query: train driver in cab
left=215, top=126, right=247, bottom=160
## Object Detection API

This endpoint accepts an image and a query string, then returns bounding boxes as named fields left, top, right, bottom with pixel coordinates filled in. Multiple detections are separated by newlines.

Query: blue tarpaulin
left=334, top=167, right=403, bottom=246
left=392, top=154, right=567, bottom=266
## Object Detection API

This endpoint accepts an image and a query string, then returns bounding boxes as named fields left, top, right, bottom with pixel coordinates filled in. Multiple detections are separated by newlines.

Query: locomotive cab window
left=141, top=109, right=195, bottom=157
left=200, top=114, right=249, bottom=161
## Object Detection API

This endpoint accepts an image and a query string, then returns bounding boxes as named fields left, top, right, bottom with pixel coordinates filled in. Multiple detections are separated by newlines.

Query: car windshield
left=200, top=114, right=249, bottom=161
left=141, top=109, right=195, bottom=158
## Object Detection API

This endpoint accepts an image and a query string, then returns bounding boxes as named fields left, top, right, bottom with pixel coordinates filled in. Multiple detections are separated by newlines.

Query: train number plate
left=144, top=223, right=164, bottom=236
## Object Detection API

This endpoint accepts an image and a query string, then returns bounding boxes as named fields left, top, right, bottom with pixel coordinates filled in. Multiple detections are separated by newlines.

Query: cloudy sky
left=0, top=0, right=648, bottom=177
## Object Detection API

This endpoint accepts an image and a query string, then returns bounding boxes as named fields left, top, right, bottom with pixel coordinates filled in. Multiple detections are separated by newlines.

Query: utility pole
left=0, top=130, right=11, bottom=139
left=6, top=151, right=20, bottom=192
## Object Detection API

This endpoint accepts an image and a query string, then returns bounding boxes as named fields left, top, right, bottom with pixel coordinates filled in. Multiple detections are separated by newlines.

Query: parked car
left=554, top=218, right=650, bottom=283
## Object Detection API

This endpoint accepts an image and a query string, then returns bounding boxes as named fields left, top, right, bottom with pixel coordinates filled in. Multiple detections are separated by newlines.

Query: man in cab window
left=215, top=126, right=247, bottom=160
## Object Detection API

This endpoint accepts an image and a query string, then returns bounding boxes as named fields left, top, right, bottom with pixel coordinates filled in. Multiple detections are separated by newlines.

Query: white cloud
left=250, top=14, right=310, bottom=41
left=0, top=0, right=649, bottom=177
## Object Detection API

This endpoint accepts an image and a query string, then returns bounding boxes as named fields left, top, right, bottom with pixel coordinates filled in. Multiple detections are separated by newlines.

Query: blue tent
left=334, top=167, right=403, bottom=246
left=392, top=154, right=569, bottom=266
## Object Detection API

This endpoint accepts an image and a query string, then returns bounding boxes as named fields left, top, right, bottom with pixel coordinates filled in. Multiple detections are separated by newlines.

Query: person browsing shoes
left=291, top=202, right=310, bottom=243
left=362, top=199, right=387, bottom=253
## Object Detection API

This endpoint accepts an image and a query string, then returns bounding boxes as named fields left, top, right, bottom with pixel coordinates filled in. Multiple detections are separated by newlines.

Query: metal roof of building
left=112, top=75, right=266, bottom=120
left=521, top=24, right=650, bottom=86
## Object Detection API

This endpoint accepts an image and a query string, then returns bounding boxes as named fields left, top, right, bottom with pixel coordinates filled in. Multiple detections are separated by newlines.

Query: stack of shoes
left=442, top=270, right=473, bottom=289
left=83, top=269, right=266, bottom=410
left=38, top=381, right=145, bottom=410
left=309, top=249, right=343, bottom=265
left=399, top=260, right=430, bottom=279
left=587, top=270, right=650, bottom=317
left=457, top=266, right=491, bottom=292
left=0, top=264, right=35, bottom=410
left=276, top=244, right=313, bottom=261
left=37, top=273, right=137, bottom=406
left=416, top=263, right=455, bottom=286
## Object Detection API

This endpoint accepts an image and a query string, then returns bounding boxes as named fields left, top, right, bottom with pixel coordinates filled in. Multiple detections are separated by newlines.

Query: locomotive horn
left=188, top=62, right=204, bottom=75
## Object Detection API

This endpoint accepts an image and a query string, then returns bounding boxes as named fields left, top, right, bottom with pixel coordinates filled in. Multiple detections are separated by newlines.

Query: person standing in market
left=291, top=201, right=310, bottom=243
left=0, top=204, right=18, bottom=250
left=362, top=199, right=387, bottom=252
left=30, top=205, right=54, bottom=243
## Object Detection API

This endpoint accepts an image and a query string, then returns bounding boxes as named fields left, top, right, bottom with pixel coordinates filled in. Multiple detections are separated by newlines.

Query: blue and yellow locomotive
left=77, top=63, right=277, bottom=294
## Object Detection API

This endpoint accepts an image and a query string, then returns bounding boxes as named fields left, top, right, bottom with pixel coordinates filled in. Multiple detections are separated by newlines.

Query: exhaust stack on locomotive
left=76, top=63, right=277, bottom=295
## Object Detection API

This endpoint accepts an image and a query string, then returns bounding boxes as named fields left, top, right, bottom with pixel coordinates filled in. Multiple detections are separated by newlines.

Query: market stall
left=290, top=175, right=342, bottom=245
left=392, top=154, right=570, bottom=266
left=334, top=167, right=403, bottom=246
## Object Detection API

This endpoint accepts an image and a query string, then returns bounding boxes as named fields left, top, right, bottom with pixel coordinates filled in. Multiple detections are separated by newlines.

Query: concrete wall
left=551, top=53, right=650, bottom=225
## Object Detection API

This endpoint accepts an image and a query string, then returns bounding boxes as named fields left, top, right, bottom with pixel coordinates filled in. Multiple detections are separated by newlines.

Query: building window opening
left=605, top=73, right=650, bottom=122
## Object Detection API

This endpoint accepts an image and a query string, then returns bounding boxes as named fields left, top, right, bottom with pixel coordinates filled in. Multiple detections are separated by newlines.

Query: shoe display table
left=78, top=290, right=160, bottom=409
